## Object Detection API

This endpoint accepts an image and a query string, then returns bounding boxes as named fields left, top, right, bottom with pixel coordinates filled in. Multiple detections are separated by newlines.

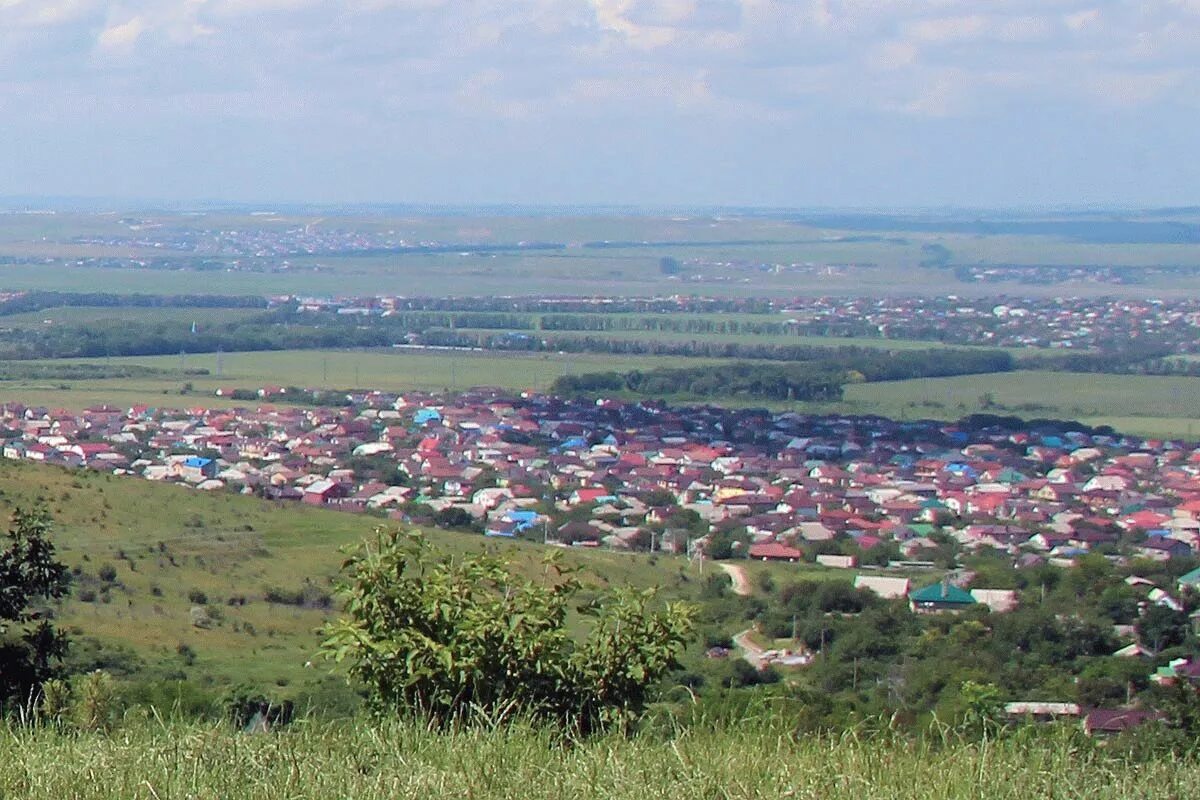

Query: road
left=732, top=629, right=767, bottom=668
left=719, top=562, right=752, bottom=596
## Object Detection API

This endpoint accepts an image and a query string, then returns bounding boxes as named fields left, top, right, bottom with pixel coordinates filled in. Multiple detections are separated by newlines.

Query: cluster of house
left=265, top=291, right=1200, bottom=354
left=776, top=295, right=1200, bottom=352
left=3, top=390, right=1200, bottom=570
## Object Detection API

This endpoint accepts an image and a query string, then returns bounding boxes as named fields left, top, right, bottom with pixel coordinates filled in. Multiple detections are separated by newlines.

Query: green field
left=842, top=371, right=1200, bottom=437
left=0, top=306, right=263, bottom=330
left=0, top=460, right=694, bottom=694
left=0, top=348, right=727, bottom=410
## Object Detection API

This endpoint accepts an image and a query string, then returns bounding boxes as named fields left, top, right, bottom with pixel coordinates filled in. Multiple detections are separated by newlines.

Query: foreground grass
left=0, top=718, right=1194, bottom=799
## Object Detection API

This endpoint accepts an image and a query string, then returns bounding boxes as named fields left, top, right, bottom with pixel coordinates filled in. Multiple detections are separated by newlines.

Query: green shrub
left=321, top=528, right=695, bottom=734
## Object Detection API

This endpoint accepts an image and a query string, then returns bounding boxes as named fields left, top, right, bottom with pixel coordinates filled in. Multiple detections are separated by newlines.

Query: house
left=1136, top=538, right=1192, bottom=561
left=854, top=575, right=910, bottom=600
left=748, top=542, right=803, bottom=562
left=816, top=554, right=857, bottom=569
left=302, top=479, right=348, bottom=506
left=1004, top=702, right=1081, bottom=721
left=1083, top=708, right=1164, bottom=736
left=909, top=581, right=977, bottom=614
left=1178, top=566, right=1200, bottom=593
left=180, top=456, right=218, bottom=482
left=970, top=589, right=1018, bottom=613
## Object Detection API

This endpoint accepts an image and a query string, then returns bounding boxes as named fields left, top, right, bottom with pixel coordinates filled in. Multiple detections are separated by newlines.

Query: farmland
left=1, top=209, right=1199, bottom=299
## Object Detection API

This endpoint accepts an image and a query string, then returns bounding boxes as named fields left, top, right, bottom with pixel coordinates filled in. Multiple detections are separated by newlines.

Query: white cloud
left=97, top=15, right=146, bottom=51
left=0, top=0, right=1197, bottom=127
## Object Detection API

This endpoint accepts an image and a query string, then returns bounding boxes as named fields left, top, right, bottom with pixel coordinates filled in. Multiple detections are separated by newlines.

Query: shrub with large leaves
left=320, top=528, right=694, bottom=733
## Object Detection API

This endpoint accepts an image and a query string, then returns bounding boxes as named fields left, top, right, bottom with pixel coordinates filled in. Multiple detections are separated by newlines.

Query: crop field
left=0, top=348, right=724, bottom=410
left=0, top=306, right=263, bottom=330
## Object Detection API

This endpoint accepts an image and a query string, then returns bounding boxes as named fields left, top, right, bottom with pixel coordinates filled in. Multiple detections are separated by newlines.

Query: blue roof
left=183, top=457, right=213, bottom=468
left=413, top=408, right=442, bottom=423
left=508, top=510, right=538, bottom=522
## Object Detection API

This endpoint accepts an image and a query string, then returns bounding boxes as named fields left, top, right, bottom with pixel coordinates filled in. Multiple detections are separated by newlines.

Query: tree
left=0, top=507, right=71, bottom=704
left=320, top=528, right=695, bottom=734
left=1137, top=604, right=1189, bottom=654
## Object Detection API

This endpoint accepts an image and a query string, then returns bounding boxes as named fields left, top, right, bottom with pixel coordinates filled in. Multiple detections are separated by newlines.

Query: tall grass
left=0, top=715, right=1194, bottom=799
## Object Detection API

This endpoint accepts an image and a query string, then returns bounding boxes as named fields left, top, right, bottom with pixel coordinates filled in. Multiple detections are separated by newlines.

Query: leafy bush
left=321, top=528, right=695, bottom=734
left=0, top=507, right=72, bottom=704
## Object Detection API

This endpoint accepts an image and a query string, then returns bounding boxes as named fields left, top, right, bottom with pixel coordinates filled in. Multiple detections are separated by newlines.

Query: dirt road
left=719, top=562, right=752, bottom=596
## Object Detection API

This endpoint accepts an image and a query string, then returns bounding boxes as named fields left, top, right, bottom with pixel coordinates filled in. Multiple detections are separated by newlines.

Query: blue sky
left=1, top=0, right=1197, bottom=208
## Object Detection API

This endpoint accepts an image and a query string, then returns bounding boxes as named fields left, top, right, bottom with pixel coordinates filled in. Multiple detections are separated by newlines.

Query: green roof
left=909, top=582, right=976, bottom=605
left=1179, top=567, right=1200, bottom=586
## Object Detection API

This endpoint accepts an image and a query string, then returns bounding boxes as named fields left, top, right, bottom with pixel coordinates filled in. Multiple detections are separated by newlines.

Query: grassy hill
left=0, top=460, right=697, bottom=698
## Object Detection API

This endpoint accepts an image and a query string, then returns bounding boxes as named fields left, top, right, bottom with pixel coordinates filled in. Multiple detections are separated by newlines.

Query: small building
left=1004, top=702, right=1081, bottom=722
left=909, top=581, right=977, bottom=614
left=1083, top=708, right=1164, bottom=736
left=748, top=542, right=803, bottom=562
left=816, top=554, right=857, bottom=569
left=181, top=456, right=218, bottom=482
left=854, top=575, right=910, bottom=600
left=1178, top=566, right=1200, bottom=593
left=970, top=589, right=1019, bottom=613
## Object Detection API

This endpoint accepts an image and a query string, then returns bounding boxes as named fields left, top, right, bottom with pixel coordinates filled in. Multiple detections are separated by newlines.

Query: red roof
left=748, top=542, right=803, bottom=561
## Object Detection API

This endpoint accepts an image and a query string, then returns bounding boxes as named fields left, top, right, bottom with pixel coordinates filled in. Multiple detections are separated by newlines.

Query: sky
left=0, top=0, right=1198, bottom=209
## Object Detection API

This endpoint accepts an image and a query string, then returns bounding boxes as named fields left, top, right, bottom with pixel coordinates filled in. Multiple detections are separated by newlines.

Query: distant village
left=284, top=293, right=1200, bottom=354
left=6, top=386, right=1200, bottom=570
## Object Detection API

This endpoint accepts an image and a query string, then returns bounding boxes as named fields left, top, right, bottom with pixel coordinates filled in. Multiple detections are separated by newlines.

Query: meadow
left=842, top=371, right=1200, bottom=438
left=0, top=348, right=725, bottom=410
left=0, top=716, right=1194, bottom=800
left=0, top=459, right=697, bottom=695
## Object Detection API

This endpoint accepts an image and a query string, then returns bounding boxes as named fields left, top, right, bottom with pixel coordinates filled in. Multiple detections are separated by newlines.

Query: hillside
left=0, top=460, right=694, bottom=696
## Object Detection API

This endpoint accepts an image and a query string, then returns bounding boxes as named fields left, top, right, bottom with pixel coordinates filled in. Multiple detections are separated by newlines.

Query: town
left=7, top=386, right=1200, bottom=569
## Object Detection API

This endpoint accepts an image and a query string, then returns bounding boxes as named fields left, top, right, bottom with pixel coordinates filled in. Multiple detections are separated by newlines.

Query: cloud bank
left=0, top=1, right=1197, bottom=205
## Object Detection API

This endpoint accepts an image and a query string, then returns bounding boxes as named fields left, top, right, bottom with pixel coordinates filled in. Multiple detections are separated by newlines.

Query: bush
left=321, top=528, right=695, bottom=734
